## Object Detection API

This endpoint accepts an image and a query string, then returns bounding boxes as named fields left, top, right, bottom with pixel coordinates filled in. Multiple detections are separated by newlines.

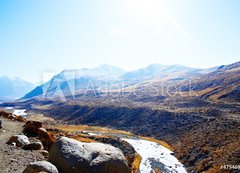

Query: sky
left=0, top=0, right=240, bottom=83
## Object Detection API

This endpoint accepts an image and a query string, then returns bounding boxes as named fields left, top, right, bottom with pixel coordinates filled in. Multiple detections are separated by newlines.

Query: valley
left=1, top=61, right=240, bottom=172
left=0, top=109, right=187, bottom=173
left=18, top=98, right=240, bottom=172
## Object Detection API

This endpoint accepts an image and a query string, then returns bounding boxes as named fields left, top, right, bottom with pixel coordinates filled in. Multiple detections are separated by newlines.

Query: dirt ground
left=0, top=117, right=45, bottom=173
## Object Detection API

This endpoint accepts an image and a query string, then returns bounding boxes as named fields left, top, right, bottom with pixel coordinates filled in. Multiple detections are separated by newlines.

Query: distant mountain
left=120, top=64, right=198, bottom=82
left=21, top=64, right=126, bottom=100
left=0, top=76, right=35, bottom=100
left=21, top=63, right=221, bottom=100
left=59, top=64, right=125, bottom=81
left=120, top=64, right=220, bottom=83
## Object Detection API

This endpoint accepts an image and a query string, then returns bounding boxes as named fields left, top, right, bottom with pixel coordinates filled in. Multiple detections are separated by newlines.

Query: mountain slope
left=21, top=64, right=125, bottom=100
left=120, top=64, right=197, bottom=82
left=120, top=64, right=219, bottom=82
left=179, top=61, right=240, bottom=102
left=21, top=64, right=217, bottom=100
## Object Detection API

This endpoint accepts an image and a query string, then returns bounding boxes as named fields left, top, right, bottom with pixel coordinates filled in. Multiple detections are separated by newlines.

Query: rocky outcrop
left=49, top=137, right=130, bottom=173
left=0, top=110, right=26, bottom=122
left=0, top=111, right=11, bottom=118
left=8, top=135, right=30, bottom=147
left=23, top=121, right=43, bottom=136
left=23, top=161, right=58, bottom=173
left=23, top=121, right=54, bottom=150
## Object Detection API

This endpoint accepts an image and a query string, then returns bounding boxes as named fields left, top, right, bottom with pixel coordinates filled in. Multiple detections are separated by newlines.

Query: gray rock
left=23, top=141, right=44, bottom=150
left=23, top=161, right=58, bottom=173
left=49, top=137, right=130, bottom=173
left=8, top=135, right=30, bottom=147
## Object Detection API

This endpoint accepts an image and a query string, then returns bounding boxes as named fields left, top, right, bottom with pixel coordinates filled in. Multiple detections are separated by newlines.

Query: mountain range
left=21, top=63, right=221, bottom=100
left=1, top=61, right=239, bottom=104
left=0, top=76, right=35, bottom=101
left=20, top=61, right=240, bottom=103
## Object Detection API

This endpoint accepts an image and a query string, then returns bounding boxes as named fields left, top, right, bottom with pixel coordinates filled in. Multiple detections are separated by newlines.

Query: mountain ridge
left=21, top=63, right=220, bottom=100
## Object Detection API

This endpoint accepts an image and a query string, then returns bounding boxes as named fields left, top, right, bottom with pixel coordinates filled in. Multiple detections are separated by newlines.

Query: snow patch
left=13, top=109, right=27, bottom=116
left=122, top=138, right=187, bottom=173
left=5, top=107, right=13, bottom=110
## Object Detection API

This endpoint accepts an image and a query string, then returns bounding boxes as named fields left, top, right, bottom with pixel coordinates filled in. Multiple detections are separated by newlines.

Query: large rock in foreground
left=23, top=161, right=58, bottom=173
left=49, top=137, right=130, bottom=173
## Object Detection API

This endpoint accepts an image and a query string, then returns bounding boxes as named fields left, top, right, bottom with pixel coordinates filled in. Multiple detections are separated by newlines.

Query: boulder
left=23, top=121, right=54, bottom=150
left=0, top=111, right=11, bottom=118
left=8, top=135, right=30, bottom=147
left=23, top=121, right=43, bottom=135
left=25, top=120, right=43, bottom=128
left=38, top=128, right=55, bottom=150
left=49, top=137, right=130, bottom=173
left=23, top=161, right=58, bottom=173
left=38, top=128, right=49, bottom=138
left=23, top=142, right=44, bottom=150
left=0, top=119, right=2, bottom=129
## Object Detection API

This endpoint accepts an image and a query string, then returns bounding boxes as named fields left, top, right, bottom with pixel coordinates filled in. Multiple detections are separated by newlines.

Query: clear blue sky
left=1, top=0, right=240, bottom=82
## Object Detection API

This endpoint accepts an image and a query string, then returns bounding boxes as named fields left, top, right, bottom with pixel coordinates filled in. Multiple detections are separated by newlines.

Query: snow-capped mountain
left=21, top=63, right=219, bottom=100
left=0, top=76, right=35, bottom=100
left=21, top=64, right=126, bottom=99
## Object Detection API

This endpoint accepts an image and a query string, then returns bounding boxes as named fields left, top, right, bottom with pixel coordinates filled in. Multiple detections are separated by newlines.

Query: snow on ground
left=13, top=109, right=27, bottom=116
left=122, top=138, right=187, bottom=173
left=4, top=107, right=13, bottom=110
left=88, top=132, right=99, bottom=136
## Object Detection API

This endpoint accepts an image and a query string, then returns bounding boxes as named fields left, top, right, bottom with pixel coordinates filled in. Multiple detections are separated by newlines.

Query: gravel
left=0, top=117, right=45, bottom=173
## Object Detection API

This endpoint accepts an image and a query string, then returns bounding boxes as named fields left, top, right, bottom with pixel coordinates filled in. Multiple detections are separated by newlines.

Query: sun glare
left=123, top=0, right=166, bottom=20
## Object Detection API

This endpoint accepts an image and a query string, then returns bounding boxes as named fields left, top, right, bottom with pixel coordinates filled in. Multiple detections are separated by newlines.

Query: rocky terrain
left=0, top=111, right=142, bottom=173
left=1, top=61, right=240, bottom=172
left=2, top=95, right=240, bottom=172
left=30, top=100, right=240, bottom=172
left=0, top=109, right=191, bottom=173
left=0, top=117, right=45, bottom=173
